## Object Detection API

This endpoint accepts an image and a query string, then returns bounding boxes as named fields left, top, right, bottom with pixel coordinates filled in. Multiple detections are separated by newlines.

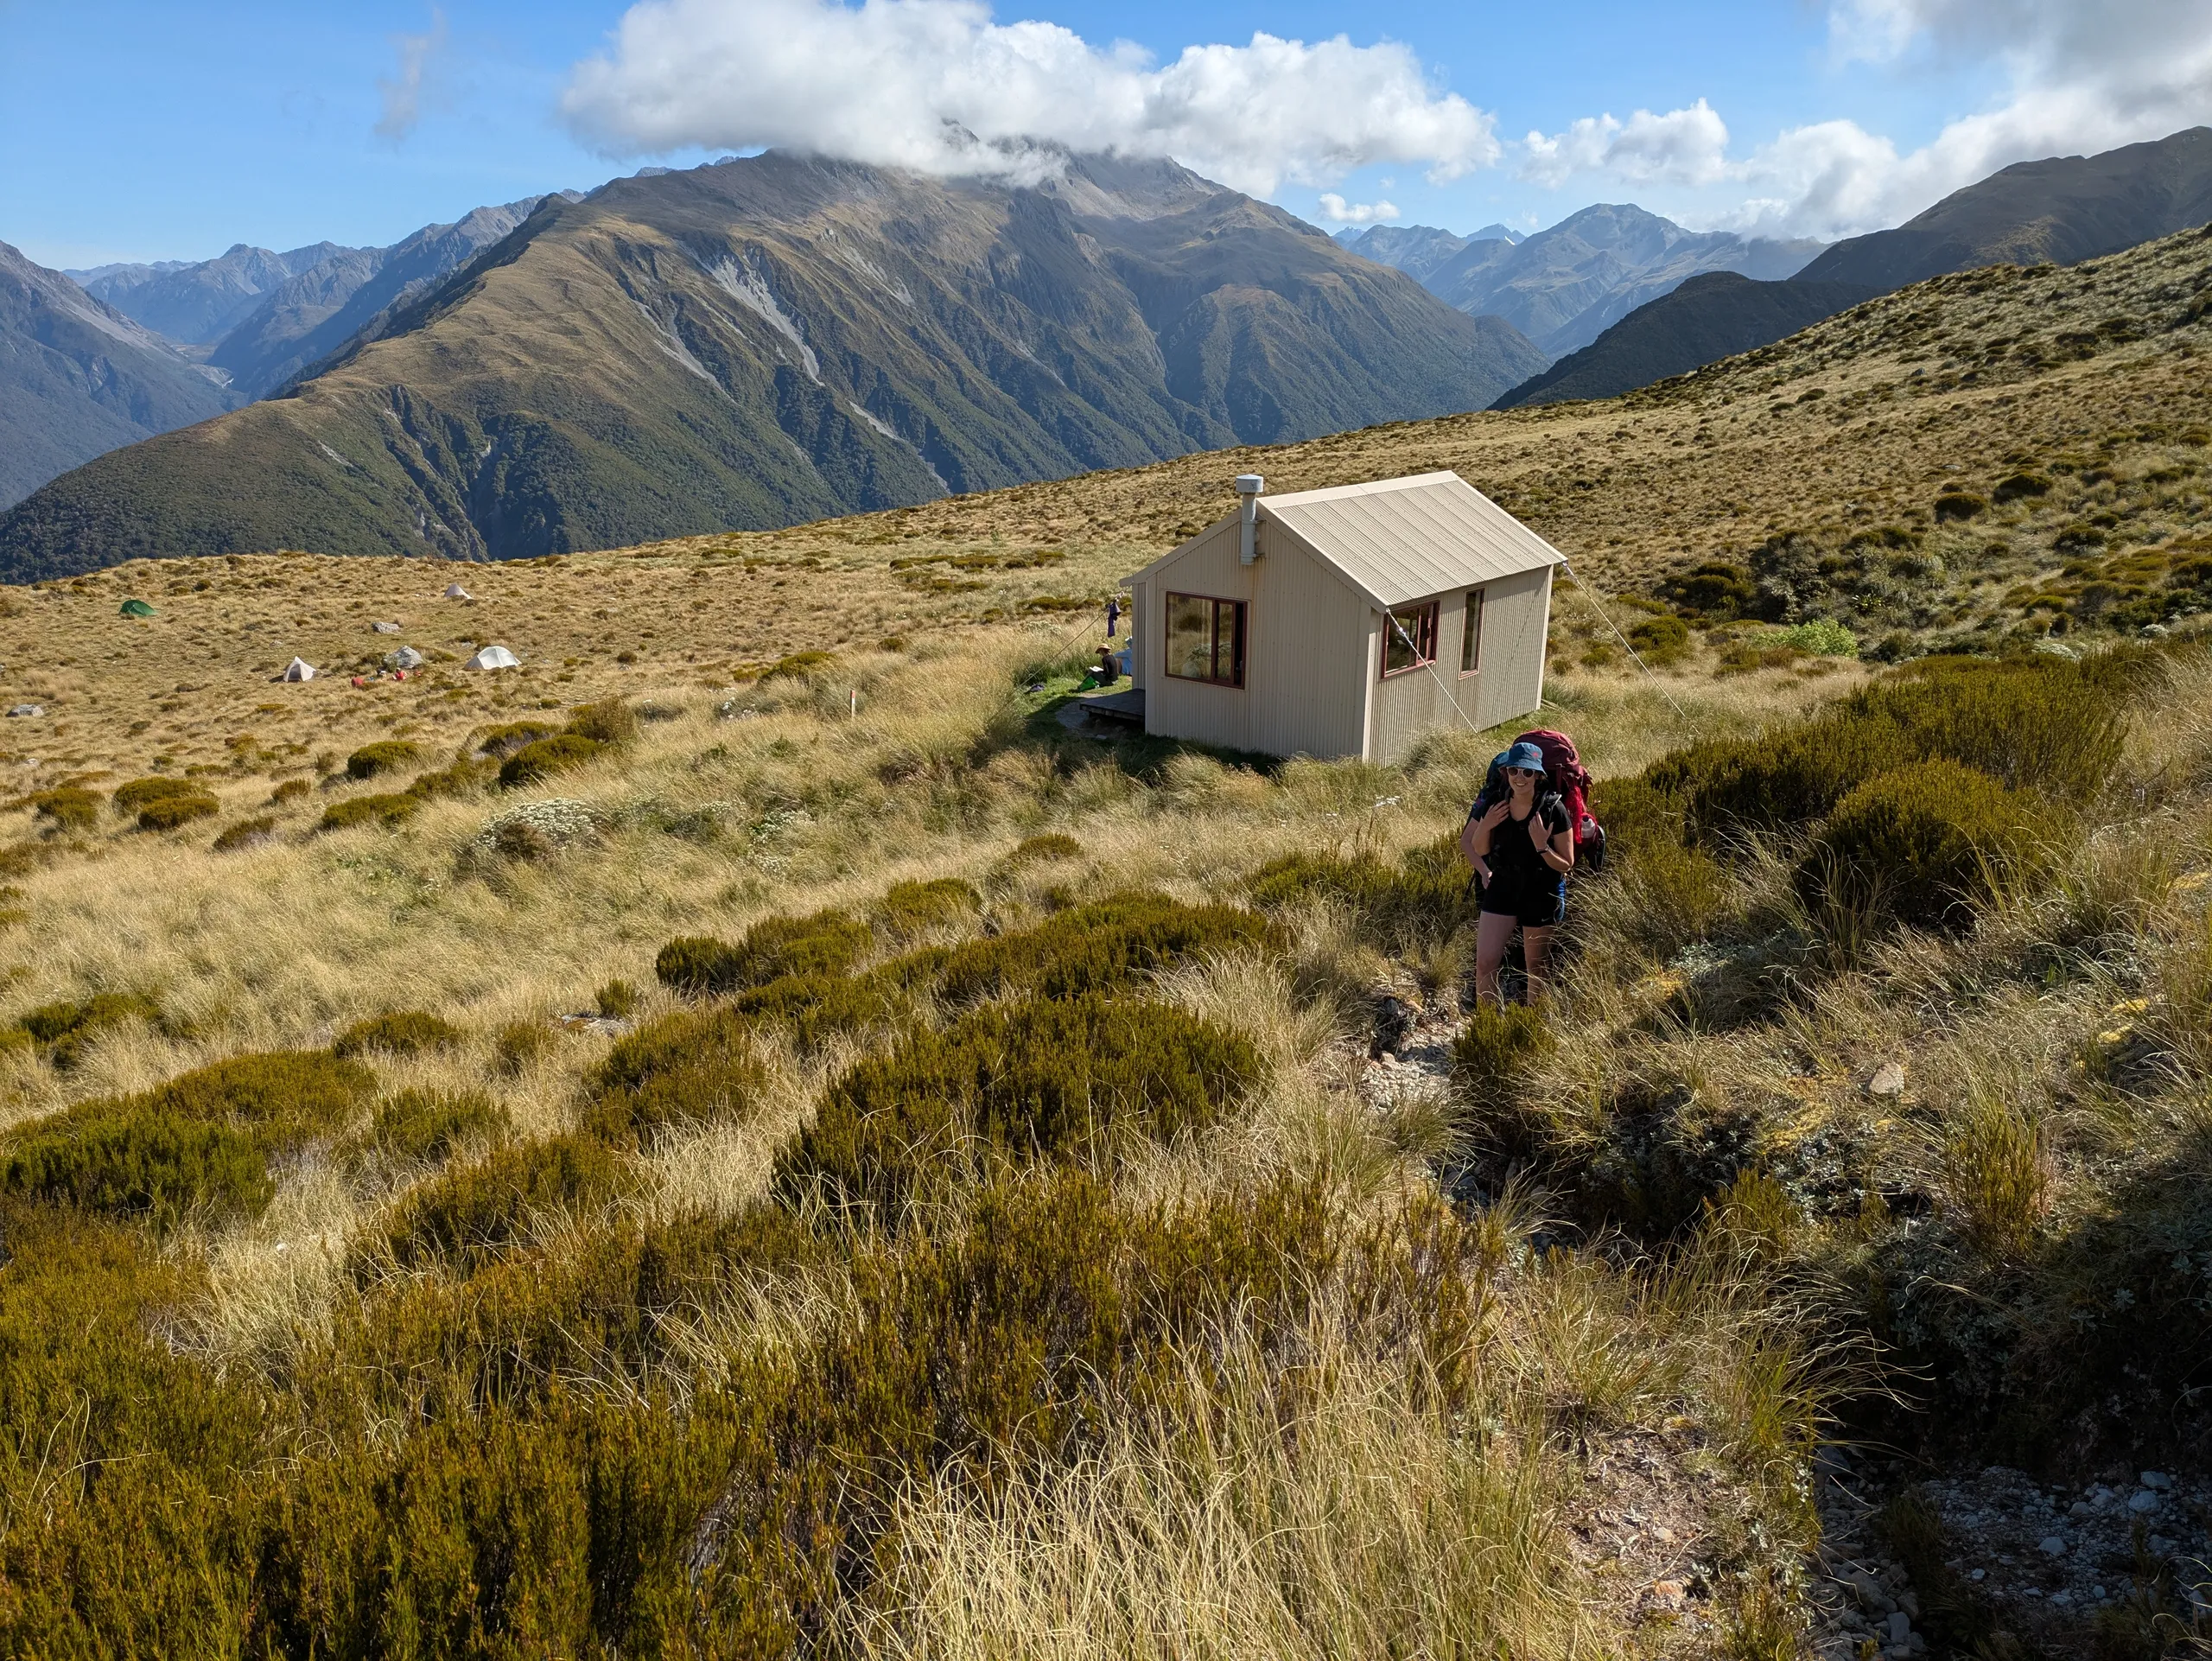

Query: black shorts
left=1479, top=882, right=1565, bottom=928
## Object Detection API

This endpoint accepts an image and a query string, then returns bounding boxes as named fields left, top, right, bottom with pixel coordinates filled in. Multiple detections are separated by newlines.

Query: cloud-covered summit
left=559, top=0, right=1499, bottom=196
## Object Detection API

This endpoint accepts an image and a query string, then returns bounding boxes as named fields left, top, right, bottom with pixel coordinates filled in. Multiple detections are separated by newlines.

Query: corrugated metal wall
left=1363, top=570, right=1552, bottom=762
left=1135, top=520, right=1370, bottom=758
left=1470, top=567, right=1553, bottom=731
left=1133, top=524, right=1552, bottom=763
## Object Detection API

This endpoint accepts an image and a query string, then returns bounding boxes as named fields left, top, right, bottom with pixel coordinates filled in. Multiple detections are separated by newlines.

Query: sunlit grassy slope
left=0, top=220, right=2208, bottom=1658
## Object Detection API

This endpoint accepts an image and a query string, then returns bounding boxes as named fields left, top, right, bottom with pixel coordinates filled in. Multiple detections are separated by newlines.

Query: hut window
left=1381, top=601, right=1439, bottom=678
left=1460, top=589, right=1484, bottom=674
left=1165, top=593, right=1245, bottom=687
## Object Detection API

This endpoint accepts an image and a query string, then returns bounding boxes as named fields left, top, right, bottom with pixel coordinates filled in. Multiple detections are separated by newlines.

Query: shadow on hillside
left=972, top=686, right=1285, bottom=784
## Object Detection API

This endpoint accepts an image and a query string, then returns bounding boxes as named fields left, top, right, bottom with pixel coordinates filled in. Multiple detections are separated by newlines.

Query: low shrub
left=762, top=650, right=835, bottom=681
left=1247, top=842, right=1474, bottom=950
left=1645, top=652, right=2135, bottom=846
left=269, top=778, right=312, bottom=805
left=345, top=741, right=421, bottom=780
left=499, top=735, right=604, bottom=789
left=1764, top=619, right=1858, bottom=657
left=334, top=1009, right=463, bottom=1059
left=383, top=1133, right=632, bottom=1270
left=1007, top=832, right=1082, bottom=865
left=476, top=720, right=561, bottom=758
left=1933, top=491, right=1987, bottom=521
left=3, top=1109, right=270, bottom=1230
left=3, top=1050, right=372, bottom=1228
left=1992, top=471, right=2052, bottom=503
left=654, top=908, right=872, bottom=997
left=137, top=791, right=219, bottom=832
left=16, top=991, right=162, bottom=1070
left=782, top=992, right=1262, bottom=1219
left=29, top=786, right=99, bottom=832
left=1794, top=759, right=2055, bottom=931
left=137, top=1051, right=374, bottom=1144
left=357, top=1089, right=508, bottom=1166
left=1627, top=613, right=1691, bottom=663
left=212, top=816, right=276, bottom=853
left=563, top=699, right=639, bottom=745
left=874, top=877, right=981, bottom=941
left=1660, top=561, right=1758, bottom=619
left=493, top=1020, right=553, bottom=1076
left=18, top=990, right=160, bottom=1048
left=319, top=793, right=417, bottom=831
left=405, top=756, right=499, bottom=799
left=587, top=1007, right=770, bottom=1144
left=729, top=969, right=918, bottom=1051
left=594, top=978, right=640, bottom=1019
left=929, top=892, right=1273, bottom=1007
left=111, top=775, right=202, bottom=817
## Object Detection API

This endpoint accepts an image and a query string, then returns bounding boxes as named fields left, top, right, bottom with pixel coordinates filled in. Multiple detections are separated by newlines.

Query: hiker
left=1463, top=739, right=1576, bottom=1004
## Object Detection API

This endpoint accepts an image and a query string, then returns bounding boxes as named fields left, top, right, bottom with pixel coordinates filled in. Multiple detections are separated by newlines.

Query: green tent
left=119, top=598, right=157, bottom=619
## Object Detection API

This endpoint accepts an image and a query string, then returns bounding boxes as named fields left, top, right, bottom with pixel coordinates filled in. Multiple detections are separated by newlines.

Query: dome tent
left=444, top=583, right=474, bottom=600
left=464, top=645, right=519, bottom=671
left=119, top=598, right=157, bottom=619
left=283, top=658, right=315, bottom=682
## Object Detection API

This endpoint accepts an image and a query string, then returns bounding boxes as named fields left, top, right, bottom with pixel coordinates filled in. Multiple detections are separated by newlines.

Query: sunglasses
left=1508, top=767, right=1543, bottom=778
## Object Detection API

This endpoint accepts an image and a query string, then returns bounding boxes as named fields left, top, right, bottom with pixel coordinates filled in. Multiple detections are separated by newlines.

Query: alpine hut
left=1123, top=471, right=1560, bottom=762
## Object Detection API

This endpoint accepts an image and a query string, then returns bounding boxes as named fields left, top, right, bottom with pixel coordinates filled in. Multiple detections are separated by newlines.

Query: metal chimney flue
left=1235, top=474, right=1264, bottom=564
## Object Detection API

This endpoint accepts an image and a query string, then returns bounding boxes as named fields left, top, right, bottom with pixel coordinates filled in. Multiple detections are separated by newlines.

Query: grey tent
left=283, top=658, right=316, bottom=682
left=464, top=645, right=519, bottom=671
left=444, top=583, right=474, bottom=601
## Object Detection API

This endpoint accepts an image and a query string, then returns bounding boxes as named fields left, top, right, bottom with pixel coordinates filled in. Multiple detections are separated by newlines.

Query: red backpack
left=1473, top=728, right=1607, bottom=874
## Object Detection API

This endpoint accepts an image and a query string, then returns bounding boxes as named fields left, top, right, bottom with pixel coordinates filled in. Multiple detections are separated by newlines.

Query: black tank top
left=1485, top=793, right=1568, bottom=900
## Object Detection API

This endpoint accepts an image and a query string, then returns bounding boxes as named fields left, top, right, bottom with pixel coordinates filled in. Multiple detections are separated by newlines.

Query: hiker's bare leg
left=1475, top=912, right=1518, bottom=1007
left=1522, top=925, right=1556, bottom=1002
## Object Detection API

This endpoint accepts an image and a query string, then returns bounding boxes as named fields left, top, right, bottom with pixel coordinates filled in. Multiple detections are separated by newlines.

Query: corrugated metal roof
left=1258, top=471, right=1560, bottom=608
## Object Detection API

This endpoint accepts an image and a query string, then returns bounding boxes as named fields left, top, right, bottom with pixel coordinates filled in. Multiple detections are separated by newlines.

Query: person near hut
left=1462, top=740, right=1575, bottom=1004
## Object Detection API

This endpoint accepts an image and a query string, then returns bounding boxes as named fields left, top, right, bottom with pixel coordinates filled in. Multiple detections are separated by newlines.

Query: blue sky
left=2, top=0, right=2204, bottom=268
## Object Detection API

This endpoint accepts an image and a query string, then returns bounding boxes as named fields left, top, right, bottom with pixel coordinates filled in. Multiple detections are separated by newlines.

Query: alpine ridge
left=0, top=153, right=1543, bottom=577
left=0, top=242, right=238, bottom=510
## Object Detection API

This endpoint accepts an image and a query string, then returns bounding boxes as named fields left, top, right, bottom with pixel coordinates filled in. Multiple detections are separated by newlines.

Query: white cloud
left=375, top=7, right=449, bottom=142
left=559, top=0, right=1500, bottom=195
left=1520, top=0, right=2210, bottom=239
left=1521, top=99, right=1732, bottom=188
left=1316, top=193, right=1400, bottom=225
left=1750, top=0, right=2212, bottom=236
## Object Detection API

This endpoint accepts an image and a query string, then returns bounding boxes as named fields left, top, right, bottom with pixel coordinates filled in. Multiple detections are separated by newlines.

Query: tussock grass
left=4, top=511, right=2209, bottom=1648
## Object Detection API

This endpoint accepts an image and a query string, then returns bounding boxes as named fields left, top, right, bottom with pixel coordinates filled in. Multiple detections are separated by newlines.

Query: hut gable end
left=1123, top=469, right=1558, bottom=764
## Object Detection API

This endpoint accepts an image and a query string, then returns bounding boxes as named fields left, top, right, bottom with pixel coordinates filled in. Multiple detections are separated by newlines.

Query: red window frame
left=1381, top=601, right=1440, bottom=679
left=1163, top=592, right=1247, bottom=688
left=1460, top=588, right=1484, bottom=675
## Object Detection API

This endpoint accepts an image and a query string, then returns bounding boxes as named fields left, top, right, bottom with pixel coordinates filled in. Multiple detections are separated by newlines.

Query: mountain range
left=1494, top=124, right=2212, bottom=410
left=0, top=153, right=1543, bottom=576
left=1332, top=221, right=1518, bottom=282
left=0, top=242, right=238, bottom=509
left=73, top=196, right=561, bottom=402
left=1798, top=124, right=2212, bottom=290
left=1339, top=205, right=1822, bottom=356
left=0, top=199, right=563, bottom=510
